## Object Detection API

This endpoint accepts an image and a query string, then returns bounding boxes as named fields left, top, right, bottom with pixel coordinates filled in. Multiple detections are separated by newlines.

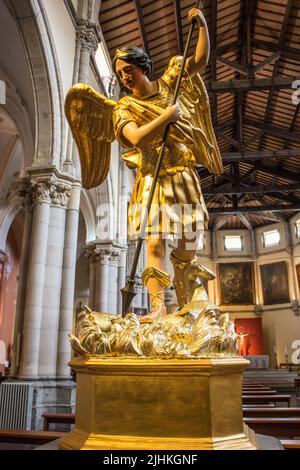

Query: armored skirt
left=127, top=165, right=207, bottom=240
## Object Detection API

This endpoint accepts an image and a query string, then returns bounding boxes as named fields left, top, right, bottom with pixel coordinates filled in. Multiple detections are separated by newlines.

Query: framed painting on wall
left=260, top=261, right=290, bottom=305
left=218, top=262, right=254, bottom=305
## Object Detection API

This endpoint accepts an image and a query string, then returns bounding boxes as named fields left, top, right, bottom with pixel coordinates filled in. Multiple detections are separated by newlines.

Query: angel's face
left=115, top=59, right=145, bottom=90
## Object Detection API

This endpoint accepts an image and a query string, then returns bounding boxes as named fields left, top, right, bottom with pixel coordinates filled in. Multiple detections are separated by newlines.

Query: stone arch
left=80, top=190, right=97, bottom=243
left=95, top=177, right=115, bottom=241
left=0, top=208, right=24, bottom=375
left=74, top=210, right=89, bottom=312
left=0, top=192, right=23, bottom=253
left=6, top=0, right=66, bottom=168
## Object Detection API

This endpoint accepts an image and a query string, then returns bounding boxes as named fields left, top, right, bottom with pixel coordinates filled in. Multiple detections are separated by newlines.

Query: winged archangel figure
left=66, top=7, right=223, bottom=317
left=65, top=7, right=239, bottom=357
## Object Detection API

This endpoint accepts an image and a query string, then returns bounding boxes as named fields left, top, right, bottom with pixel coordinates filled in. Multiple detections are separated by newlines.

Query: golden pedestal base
left=60, top=357, right=257, bottom=450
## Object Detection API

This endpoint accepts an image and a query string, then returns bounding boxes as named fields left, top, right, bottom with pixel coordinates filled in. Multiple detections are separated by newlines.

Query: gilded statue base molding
left=59, top=357, right=258, bottom=451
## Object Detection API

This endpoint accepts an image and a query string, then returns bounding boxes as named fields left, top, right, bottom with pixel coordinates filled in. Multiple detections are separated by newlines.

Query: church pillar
left=117, top=249, right=127, bottom=314
left=77, top=29, right=98, bottom=83
left=85, top=246, right=96, bottom=310
left=107, top=249, right=121, bottom=314
left=38, top=192, right=69, bottom=379
left=94, top=248, right=111, bottom=313
left=19, top=180, right=52, bottom=379
left=56, top=182, right=81, bottom=378
left=10, top=189, right=33, bottom=377
left=65, top=28, right=98, bottom=174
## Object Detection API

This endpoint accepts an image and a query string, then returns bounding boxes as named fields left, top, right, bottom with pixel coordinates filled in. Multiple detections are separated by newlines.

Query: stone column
left=19, top=180, right=52, bottom=379
left=107, top=249, right=121, bottom=314
left=57, top=182, right=81, bottom=378
left=94, top=248, right=111, bottom=313
left=77, top=29, right=98, bottom=84
left=10, top=190, right=34, bottom=377
left=117, top=249, right=127, bottom=314
left=36, top=181, right=71, bottom=379
left=63, top=35, right=82, bottom=175
left=85, top=246, right=97, bottom=310
left=131, top=277, right=143, bottom=309
left=71, top=29, right=98, bottom=177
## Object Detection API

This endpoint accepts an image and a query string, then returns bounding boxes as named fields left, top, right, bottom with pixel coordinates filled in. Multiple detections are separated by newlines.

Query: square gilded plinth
left=60, top=357, right=257, bottom=450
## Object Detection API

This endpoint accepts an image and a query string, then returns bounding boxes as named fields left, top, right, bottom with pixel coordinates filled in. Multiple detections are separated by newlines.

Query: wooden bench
left=243, top=407, right=300, bottom=418
left=244, top=418, right=300, bottom=438
left=243, top=394, right=291, bottom=406
left=243, top=386, right=271, bottom=390
left=280, top=440, right=300, bottom=450
left=0, top=429, right=66, bottom=445
left=242, top=390, right=277, bottom=395
left=42, top=412, right=75, bottom=431
left=243, top=388, right=272, bottom=392
left=243, top=403, right=276, bottom=408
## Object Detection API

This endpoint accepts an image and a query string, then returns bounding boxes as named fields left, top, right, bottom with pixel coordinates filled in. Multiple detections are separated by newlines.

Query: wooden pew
left=0, top=429, right=66, bottom=445
left=242, top=391, right=277, bottom=395
left=243, top=388, right=272, bottom=392
left=243, top=394, right=291, bottom=406
left=243, top=407, right=300, bottom=418
left=42, top=412, right=75, bottom=431
left=243, top=386, right=271, bottom=391
left=280, top=440, right=300, bottom=450
left=244, top=418, right=300, bottom=438
left=243, top=404, right=276, bottom=408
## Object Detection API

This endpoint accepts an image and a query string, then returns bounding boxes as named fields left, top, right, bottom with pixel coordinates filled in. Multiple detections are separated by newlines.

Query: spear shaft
left=121, top=1, right=202, bottom=316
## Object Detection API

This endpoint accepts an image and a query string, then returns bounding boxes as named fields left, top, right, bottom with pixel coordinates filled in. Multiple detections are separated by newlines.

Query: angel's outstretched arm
left=186, top=8, right=210, bottom=77
left=122, top=103, right=180, bottom=149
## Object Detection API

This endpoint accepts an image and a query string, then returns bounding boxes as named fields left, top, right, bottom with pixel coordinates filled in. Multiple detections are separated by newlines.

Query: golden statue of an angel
left=66, top=8, right=223, bottom=323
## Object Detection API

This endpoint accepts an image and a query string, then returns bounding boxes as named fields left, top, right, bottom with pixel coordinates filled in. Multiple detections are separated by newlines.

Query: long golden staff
left=121, top=0, right=202, bottom=315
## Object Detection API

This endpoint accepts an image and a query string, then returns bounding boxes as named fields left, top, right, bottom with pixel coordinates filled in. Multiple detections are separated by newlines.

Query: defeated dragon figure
left=69, top=260, right=239, bottom=359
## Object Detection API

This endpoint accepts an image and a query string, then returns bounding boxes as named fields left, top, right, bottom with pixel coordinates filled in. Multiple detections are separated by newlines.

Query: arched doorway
left=0, top=212, right=24, bottom=377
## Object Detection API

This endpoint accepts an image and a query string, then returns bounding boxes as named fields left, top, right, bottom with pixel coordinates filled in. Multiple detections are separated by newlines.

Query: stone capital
left=18, top=187, right=35, bottom=211
left=76, top=29, right=98, bottom=53
left=94, top=248, right=112, bottom=265
left=0, top=250, right=7, bottom=265
left=30, top=178, right=53, bottom=204
left=29, top=178, right=71, bottom=207
left=109, top=250, right=121, bottom=267
left=50, top=181, right=72, bottom=207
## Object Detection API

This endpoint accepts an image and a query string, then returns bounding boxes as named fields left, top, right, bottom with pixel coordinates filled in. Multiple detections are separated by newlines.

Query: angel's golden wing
left=65, top=84, right=117, bottom=189
left=162, top=56, right=223, bottom=175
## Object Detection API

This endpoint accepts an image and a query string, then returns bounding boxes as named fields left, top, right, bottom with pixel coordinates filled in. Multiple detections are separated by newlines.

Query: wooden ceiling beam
left=208, top=204, right=300, bottom=214
left=244, top=118, right=300, bottom=144
left=206, top=75, right=300, bottom=93
left=245, top=161, right=300, bottom=183
left=210, top=0, right=218, bottom=126
left=213, top=216, right=228, bottom=230
left=253, top=52, right=281, bottom=72
left=267, top=192, right=300, bottom=206
left=222, top=149, right=300, bottom=162
left=211, top=40, right=242, bottom=58
left=238, top=213, right=253, bottom=230
left=173, top=0, right=183, bottom=55
left=216, top=131, right=241, bottom=149
left=252, top=39, right=300, bottom=62
left=255, top=213, right=288, bottom=223
left=216, top=57, right=248, bottom=76
left=133, top=0, right=150, bottom=56
left=203, top=182, right=300, bottom=196
left=258, top=0, right=294, bottom=150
